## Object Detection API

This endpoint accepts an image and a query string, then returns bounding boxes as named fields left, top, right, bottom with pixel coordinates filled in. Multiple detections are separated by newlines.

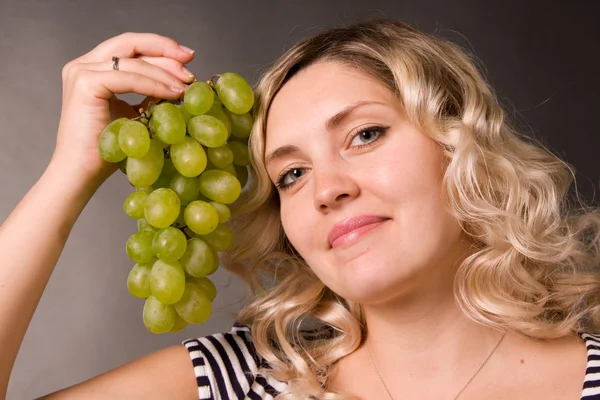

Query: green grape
left=235, top=166, right=249, bottom=188
left=137, top=187, right=154, bottom=194
left=127, top=262, right=153, bottom=298
left=118, top=120, right=150, bottom=158
left=227, top=141, right=251, bottom=166
left=188, top=115, right=228, bottom=148
left=204, top=157, right=216, bottom=170
left=152, top=174, right=170, bottom=190
left=123, top=191, right=148, bottom=219
left=169, top=172, right=200, bottom=206
left=150, top=259, right=186, bottom=304
left=143, top=296, right=176, bottom=334
left=152, top=227, right=188, bottom=262
left=178, top=104, right=192, bottom=125
left=184, top=201, right=219, bottom=235
left=162, top=157, right=178, bottom=177
left=218, top=163, right=237, bottom=177
left=170, top=136, right=207, bottom=178
left=201, top=224, right=233, bottom=252
left=205, top=96, right=232, bottom=135
left=170, top=313, right=189, bottom=332
left=207, top=145, right=234, bottom=169
left=197, top=193, right=212, bottom=203
left=174, top=282, right=212, bottom=324
left=198, top=170, right=242, bottom=204
left=155, top=138, right=169, bottom=149
left=207, top=248, right=219, bottom=276
left=188, top=276, right=217, bottom=301
left=179, top=237, right=215, bottom=277
left=227, top=134, right=249, bottom=144
left=184, top=81, right=214, bottom=116
left=126, top=231, right=155, bottom=263
left=215, top=72, right=254, bottom=114
left=144, top=188, right=181, bottom=228
left=175, top=205, right=187, bottom=228
left=98, top=118, right=127, bottom=163
left=138, top=218, right=158, bottom=232
left=210, top=202, right=230, bottom=223
left=126, top=139, right=165, bottom=188
left=153, top=158, right=176, bottom=189
left=223, top=109, right=253, bottom=139
left=149, top=103, right=186, bottom=144
left=183, top=227, right=197, bottom=238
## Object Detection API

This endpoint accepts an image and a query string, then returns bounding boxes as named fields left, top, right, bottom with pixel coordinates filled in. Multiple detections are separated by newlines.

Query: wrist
left=48, top=146, right=117, bottom=185
left=42, top=159, right=105, bottom=205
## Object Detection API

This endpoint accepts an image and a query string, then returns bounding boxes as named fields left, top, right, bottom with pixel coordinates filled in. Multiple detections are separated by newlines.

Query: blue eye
left=350, top=126, right=387, bottom=147
left=274, top=125, right=388, bottom=191
left=276, top=168, right=305, bottom=190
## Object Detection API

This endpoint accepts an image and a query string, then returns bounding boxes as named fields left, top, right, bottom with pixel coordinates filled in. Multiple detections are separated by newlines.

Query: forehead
left=265, top=61, right=395, bottom=150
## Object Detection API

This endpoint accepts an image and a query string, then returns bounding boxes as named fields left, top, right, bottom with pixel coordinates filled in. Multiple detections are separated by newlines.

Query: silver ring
left=112, top=56, right=119, bottom=71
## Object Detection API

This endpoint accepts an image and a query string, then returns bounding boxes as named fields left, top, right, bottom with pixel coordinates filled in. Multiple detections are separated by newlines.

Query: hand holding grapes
left=85, top=34, right=255, bottom=333
left=52, top=32, right=196, bottom=184
left=0, top=32, right=256, bottom=399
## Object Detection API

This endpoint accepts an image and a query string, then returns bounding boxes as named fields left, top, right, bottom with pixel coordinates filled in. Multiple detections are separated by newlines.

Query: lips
left=328, top=215, right=389, bottom=249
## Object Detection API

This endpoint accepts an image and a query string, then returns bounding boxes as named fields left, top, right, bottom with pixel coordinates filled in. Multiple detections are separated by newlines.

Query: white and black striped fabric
left=183, top=323, right=287, bottom=399
left=183, top=325, right=600, bottom=400
left=581, top=333, right=600, bottom=399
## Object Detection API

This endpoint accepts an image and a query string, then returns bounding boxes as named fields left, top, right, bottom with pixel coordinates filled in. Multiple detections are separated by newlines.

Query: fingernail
left=179, top=45, right=195, bottom=54
left=182, top=66, right=195, bottom=78
left=170, top=86, right=184, bottom=93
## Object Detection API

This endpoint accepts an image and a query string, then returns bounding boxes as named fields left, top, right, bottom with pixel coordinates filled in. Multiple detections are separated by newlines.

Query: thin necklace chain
left=365, top=331, right=507, bottom=400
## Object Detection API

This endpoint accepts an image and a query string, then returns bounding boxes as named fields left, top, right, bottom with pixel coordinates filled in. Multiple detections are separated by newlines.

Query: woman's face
left=264, top=61, right=469, bottom=304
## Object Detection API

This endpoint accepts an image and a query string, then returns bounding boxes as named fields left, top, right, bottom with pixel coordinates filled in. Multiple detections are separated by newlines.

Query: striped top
left=582, top=333, right=600, bottom=399
left=183, top=324, right=600, bottom=399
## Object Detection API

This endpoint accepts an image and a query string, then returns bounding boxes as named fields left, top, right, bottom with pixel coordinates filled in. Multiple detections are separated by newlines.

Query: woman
left=0, top=18, right=599, bottom=400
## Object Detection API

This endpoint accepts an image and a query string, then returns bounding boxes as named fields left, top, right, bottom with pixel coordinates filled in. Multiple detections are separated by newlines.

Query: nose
left=313, top=163, right=360, bottom=212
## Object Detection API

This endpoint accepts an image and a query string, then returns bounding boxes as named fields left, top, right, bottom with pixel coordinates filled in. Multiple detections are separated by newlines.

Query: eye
left=276, top=167, right=306, bottom=191
left=350, top=126, right=388, bottom=148
left=274, top=125, right=388, bottom=191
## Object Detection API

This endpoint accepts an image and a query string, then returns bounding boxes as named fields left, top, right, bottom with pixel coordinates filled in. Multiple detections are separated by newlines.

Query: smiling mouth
left=329, top=217, right=390, bottom=249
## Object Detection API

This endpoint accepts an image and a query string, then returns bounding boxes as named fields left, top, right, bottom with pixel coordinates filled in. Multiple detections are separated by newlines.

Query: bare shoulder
left=486, top=331, right=589, bottom=399
left=37, top=345, right=197, bottom=400
left=327, top=330, right=590, bottom=400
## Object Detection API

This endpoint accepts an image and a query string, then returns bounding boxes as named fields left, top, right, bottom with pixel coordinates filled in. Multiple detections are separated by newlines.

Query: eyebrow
left=265, top=100, right=385, bottom=167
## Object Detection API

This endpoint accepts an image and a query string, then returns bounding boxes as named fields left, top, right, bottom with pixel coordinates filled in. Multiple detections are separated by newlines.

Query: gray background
left=1, top=0, right=598, bottom=398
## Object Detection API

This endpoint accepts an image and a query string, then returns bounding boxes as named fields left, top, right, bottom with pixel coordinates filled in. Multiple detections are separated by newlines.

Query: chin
left=327, top=266, right=419, bottom=305
left=333, top=285, right=405, bottom=306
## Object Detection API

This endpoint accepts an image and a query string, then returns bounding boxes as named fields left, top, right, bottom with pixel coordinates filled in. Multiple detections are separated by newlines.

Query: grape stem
left=132, top=99, right=169, bottom=123
left=131, top=100, right=166, bottom=138
left=207, top=74, right=221, bottom=88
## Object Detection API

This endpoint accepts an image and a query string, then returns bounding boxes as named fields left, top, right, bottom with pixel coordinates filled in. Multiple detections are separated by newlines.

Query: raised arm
left=0, top=33, right=198, bottom=399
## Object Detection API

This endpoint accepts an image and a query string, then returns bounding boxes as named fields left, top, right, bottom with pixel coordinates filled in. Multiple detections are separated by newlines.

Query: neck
left=360, top=244, right=506, bottom=390
left=364, top=287, right=500, bottom=360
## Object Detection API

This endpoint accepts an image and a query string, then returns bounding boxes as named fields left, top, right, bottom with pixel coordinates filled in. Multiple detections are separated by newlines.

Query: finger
left=137, top=55, right=195, bottom=83
left=72, top=69, right=184, bottom=102
left=66, top=58, right=188, bottom=93
left=76, top=32, right=194, bottom=65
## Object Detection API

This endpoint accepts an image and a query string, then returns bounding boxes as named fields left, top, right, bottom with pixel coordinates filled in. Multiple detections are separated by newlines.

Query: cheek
left=371, top=134, right=445, bottom=202
left=280, top=197, right=316, bottom=255
left=367, top=135, right=452, bottom=235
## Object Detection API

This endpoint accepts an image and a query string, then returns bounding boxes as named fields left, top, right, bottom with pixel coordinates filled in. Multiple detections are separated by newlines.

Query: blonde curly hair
left=222, top=18, right=600, bottom=399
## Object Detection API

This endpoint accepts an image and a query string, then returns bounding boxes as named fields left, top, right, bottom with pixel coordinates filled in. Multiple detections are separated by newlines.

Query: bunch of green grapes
left=97, top=72, right=253, bottom=334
